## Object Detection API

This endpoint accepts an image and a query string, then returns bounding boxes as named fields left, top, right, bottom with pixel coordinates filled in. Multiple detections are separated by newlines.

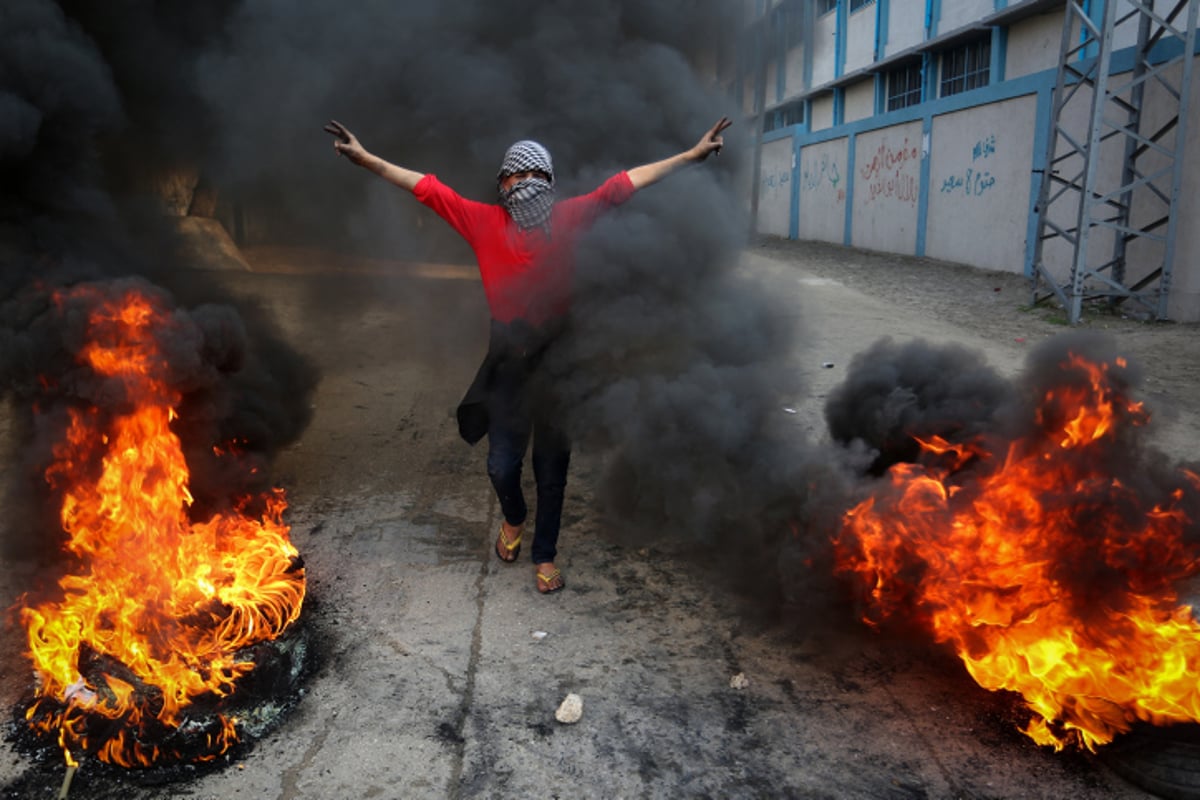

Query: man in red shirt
left=325, top=117, right=731, bottom=593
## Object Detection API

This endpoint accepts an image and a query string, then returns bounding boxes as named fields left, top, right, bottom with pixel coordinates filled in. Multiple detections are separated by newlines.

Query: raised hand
left=692, top=116, right=732, bottom=161
left=324, top=120, right=367, bottom=164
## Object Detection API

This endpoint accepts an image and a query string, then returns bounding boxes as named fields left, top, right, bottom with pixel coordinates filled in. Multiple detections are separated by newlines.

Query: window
left=885, top=61, right=923, bottom=111
left=786, top=0, right=804, bottom=49
left=764, top=100, right=805, bottom=132
left=771, top=0, right=804, bottom=51
left=850, top=0, right=874, bottom=11
left=940, top=37, right=991, bottom=97
left=816, top=0, right=837, bottom=14
left=768, top=3, right=788, bottom=51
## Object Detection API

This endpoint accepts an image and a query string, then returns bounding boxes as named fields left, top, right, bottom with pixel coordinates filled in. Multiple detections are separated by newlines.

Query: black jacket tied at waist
left=456, top=318, right=561, bottom=444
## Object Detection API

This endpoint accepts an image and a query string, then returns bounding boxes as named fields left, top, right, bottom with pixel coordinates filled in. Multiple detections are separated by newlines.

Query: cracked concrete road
left=1, top=243, right=1175, bottom=799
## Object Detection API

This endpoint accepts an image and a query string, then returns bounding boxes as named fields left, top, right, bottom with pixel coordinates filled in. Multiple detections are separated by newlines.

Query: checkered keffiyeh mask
left=497, top=140, right=556, bottom=232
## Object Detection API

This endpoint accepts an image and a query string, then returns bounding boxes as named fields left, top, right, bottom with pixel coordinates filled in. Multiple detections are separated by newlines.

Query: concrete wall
left=812, top=9, right=838, bottom=86
left=845, top=2, right=877, bottom=73
left=926, top=96, right=1037, bottom=272
left=748, top=2, right=1200, bottom=321
left=844, top=78, right=875, bottom=123
left=852, top=122, right=922, bottom=253
left=1006, top=10, right=1064, bottom=79
left=939, top=0, right=994, bottom=35
left=811, top=93, right=835, bottom=131
left=1162, top=54, right=1200, bottom=322
left=784, top=45, right=805, bottom=99
left=1115, top=59, right=1185, bottom=301
left=1035, top=61, right=1130, bottom=290
left=1113, top=0, right=1148, bottom=51
left=798, top=137, right=849, bottom=244
left=756, top=137, right=794, bottom=238
left=886, top=0, right=927, bottom=57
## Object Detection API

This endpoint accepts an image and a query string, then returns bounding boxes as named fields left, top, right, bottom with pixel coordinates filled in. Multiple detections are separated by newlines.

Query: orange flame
left=19, top=284, right=305, bottom=767
left=835, top=353, right=1200, bottom=751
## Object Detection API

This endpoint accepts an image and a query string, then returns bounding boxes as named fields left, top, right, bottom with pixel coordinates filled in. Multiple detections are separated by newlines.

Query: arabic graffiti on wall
left=801, top=153, right=845, bottom=203
left=761, top=170, right=790, bottom=191
left=802, top=154, right=840, bottom=191
left=940, top=134, right=997, bottom=197
left=859, top=137, right=919, bottom=206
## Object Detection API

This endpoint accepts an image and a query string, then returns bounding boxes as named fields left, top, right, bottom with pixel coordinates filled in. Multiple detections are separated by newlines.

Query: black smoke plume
left=188, top=0, right=817, bottom=588
left=193, top=0, right=745, bottom=258
left=1, top=0, right=317, bottom=557
left=3, top=0, right=831, bottom=610
left=827, top=332, right=1200, bottom=625
left=824, top=336, right=1015, bottom=475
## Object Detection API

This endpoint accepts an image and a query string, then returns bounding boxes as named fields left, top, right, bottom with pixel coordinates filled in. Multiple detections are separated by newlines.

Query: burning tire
left=1102, top=724, right=1200, bottom=800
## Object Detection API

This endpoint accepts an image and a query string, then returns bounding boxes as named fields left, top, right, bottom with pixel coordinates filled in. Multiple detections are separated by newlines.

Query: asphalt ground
left=0, top=243, right=1171, bottom=799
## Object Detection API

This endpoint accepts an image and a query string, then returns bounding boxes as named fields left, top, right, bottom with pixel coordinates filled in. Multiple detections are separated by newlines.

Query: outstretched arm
left=626, top=117, right=732, bottom=191
left=324, top=120, right=426, bottom=192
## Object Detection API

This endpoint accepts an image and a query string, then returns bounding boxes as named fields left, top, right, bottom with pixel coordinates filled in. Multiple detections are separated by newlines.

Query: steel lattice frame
left=1031, top=0, right=1198, bottom=323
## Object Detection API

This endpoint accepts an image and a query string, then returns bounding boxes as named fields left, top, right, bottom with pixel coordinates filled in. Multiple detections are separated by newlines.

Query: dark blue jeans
left=486, top=356, right=571, bottom=565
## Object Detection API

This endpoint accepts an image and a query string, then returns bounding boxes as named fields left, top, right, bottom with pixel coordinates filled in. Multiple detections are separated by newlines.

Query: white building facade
left=737, top=0, right=1200, bottom=321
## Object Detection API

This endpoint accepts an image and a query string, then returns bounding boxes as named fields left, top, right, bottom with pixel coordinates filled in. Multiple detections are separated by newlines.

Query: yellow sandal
left=495, top=524, right=522, bottom=563
left=536, top=567, right=565, bottom=594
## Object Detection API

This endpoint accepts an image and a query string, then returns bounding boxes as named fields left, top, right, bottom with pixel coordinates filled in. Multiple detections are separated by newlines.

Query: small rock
left=555, top=693, right=583, bottom=724
left=822, top=361, right=835, bottom=369
left=531, top=630, right=548, bottom=640
left=730, top=672, right=749, bottom=690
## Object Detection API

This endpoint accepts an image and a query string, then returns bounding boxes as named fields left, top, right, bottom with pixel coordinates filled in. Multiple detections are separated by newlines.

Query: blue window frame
left=763, top=100, right=806, bottom=132
left=940, top=36, right=991, bottom=97
left=886, top=61, right=923, bottom=111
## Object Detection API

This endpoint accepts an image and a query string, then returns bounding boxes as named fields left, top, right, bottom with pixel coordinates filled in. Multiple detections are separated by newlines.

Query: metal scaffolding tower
left=1030, top=0, right=1198, bottom=323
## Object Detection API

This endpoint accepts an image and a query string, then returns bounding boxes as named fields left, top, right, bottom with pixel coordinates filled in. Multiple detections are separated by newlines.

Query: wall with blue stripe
left=754, top=1, right=1200, bottom=323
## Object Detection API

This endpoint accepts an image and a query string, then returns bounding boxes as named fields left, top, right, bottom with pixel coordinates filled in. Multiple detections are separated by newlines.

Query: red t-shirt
left=413, top=172, right=636, bottom=325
